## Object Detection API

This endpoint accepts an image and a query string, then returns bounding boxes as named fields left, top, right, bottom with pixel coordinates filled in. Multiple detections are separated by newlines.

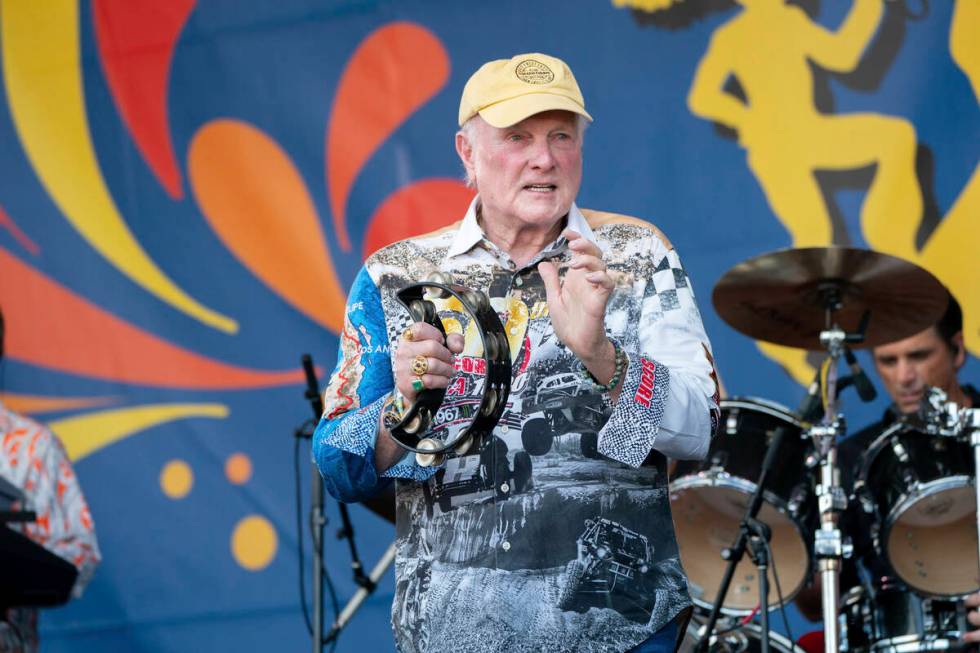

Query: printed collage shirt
left=314, top=201, right=719, bottom=653
left=0, top=403, right=101, bottom=653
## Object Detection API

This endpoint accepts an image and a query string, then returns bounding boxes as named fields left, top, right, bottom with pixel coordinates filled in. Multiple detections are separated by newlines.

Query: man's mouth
left=523, top=184, right=556, bottom=192
left=898, top=391, right=923, bottom=406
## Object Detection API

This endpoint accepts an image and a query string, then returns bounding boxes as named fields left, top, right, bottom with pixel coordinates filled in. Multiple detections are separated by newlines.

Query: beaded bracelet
left=582, top=340, right=627, bottom=393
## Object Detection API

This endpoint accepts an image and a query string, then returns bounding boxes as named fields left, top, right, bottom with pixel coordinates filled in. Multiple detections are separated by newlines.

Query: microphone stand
left=298, top=354, right=392, bottom=649
left=299, top=355, right=328, bottom=653
left=694, top=419, right=789, bottom=653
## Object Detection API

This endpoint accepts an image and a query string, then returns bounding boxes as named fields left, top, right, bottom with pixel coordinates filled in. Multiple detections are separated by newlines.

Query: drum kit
left=671, top=246, right=980, bottom=653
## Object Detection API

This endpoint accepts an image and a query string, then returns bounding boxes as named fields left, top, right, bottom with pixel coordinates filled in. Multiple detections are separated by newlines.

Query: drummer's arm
left=595, top=241, right=719, bottom=467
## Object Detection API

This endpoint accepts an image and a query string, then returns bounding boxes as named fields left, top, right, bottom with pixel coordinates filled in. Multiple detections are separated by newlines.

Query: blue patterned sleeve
left=313, top=266, right=395, bottom=503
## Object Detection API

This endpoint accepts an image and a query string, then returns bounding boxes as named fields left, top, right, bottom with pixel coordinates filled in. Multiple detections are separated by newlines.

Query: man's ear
left=952, top=331, right=967, bottom=370
left=456, top=131, right=474, bottom=176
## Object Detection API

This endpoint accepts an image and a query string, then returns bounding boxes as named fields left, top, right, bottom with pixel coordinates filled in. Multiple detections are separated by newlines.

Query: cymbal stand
left=808, top=283, right=860, bottom=653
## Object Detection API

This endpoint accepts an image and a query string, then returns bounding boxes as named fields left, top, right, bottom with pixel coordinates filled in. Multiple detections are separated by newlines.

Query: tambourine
left=388, top=272, right=511, bottom=467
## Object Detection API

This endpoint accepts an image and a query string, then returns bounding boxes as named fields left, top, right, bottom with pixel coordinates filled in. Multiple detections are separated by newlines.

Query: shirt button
left=501, top=540, right=511, bottom=552
left=500, top=483, right=510, bottom=493
left=514, top=276, right=524, bottom=287
left=501, top=425, right=509, bottom=434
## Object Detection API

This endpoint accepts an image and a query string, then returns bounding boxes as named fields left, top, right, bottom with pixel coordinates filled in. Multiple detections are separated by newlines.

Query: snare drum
left=857, top=422, right=980, bottom=597
left=671, top=398, right=816, bottom=613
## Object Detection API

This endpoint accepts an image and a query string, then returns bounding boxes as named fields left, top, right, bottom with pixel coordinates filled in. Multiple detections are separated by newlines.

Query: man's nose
left=896, top=358, right=918, bottom=384
left=528, top=140, right=556, bottom=168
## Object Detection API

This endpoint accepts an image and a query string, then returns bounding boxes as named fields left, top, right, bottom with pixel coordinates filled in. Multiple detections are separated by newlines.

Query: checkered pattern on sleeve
left=597, top=349, right=671, bottom=467
left=647, top=250, right=690, bottom=315
left=320, top=395, right=438, bottom=482
left=384, top=299, right=416, bottom=345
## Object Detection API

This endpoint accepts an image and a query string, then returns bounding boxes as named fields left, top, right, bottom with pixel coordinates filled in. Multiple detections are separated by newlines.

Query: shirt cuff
left=597, top=351, right=671, bottom=467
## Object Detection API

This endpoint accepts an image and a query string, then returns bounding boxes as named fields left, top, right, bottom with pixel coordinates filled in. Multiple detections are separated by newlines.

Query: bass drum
left=678, top=617, right=804, bottom=653
left=856, top=422, right=980, bottom=597
left=671, top=397, right=816, bottom=614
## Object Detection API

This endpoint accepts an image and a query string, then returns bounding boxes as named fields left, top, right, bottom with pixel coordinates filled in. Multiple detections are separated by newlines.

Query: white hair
left=457, top=113, right=588, bottom=188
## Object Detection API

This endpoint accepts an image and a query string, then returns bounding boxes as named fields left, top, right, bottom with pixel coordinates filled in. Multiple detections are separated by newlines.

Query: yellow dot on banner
left=225, top=452, right=252, bottom=485
left=160, top=459, right=193, bottom=499
left=231, top=515, right=277, bottom=571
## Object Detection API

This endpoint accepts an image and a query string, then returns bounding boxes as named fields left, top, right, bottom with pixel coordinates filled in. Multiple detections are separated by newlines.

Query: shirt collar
left=445, top=196, right=596, bottom=260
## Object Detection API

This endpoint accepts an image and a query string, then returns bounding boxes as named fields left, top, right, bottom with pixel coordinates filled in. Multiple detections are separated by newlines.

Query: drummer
left=795, top=291, right=980, bottom=641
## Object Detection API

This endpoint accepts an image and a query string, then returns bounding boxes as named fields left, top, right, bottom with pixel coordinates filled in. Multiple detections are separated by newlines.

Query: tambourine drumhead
left=390, top=281, right=511, bottom=457
left=670, top=397, right=814, bottom=614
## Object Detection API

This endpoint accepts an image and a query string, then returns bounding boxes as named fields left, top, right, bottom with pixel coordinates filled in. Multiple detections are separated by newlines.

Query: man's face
left=872, top=327, right=965, bottom=414
left=457, top=110, right=582, bottom=233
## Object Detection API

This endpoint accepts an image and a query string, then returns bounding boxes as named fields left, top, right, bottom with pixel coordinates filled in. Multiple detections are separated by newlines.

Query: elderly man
left=795, top=294, right=979, bottom=648
left=314, top=53, right=719, bottom=653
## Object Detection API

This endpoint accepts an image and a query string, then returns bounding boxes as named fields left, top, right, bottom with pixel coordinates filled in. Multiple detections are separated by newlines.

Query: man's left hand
left=539, top=229, right=617, bottom=379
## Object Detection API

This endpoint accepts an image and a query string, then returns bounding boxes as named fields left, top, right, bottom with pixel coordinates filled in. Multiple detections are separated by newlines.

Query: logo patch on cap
left=515, top=59, right=554, bottom=85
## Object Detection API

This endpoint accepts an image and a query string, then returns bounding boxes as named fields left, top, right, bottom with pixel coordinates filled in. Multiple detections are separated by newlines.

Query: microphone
left=301, top=354, right=325, bottom=419
left=843, top=347, right=877, bottom=403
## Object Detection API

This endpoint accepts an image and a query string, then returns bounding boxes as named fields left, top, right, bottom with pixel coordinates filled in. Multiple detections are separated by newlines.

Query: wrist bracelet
left=582, top=340, right=627, bottom=393
left=381, top=393, right=407, bottom=431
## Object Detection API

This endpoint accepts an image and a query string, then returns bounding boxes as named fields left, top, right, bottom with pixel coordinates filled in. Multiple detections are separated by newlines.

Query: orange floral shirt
left=1, top=403, right=101, bottom=653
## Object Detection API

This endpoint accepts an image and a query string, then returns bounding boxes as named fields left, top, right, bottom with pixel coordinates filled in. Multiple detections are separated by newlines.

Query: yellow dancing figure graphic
left=684, top=0, right=979, bottom=380
left=923, top=0, right=980, bottom=357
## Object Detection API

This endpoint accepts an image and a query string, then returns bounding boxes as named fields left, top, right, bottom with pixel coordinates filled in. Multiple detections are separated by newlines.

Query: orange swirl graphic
left=188, top=119, right=346, bottom=334
left=327, top=22, right=451, bottom=251
left=0, top=247, right=305, bottom=389
left=1, top=1, right=236, bottom=333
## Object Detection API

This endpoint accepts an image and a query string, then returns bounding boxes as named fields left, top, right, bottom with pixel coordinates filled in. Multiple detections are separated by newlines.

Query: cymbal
left=712, top=247, right=948, bottom=350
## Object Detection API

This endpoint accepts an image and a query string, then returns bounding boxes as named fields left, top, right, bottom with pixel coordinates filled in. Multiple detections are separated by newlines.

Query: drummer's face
left=872, top=327, right=965, bottom=414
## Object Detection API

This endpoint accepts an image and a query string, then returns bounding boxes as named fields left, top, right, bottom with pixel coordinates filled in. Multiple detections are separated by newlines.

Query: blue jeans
left=628, top=618, right=679, bottom=653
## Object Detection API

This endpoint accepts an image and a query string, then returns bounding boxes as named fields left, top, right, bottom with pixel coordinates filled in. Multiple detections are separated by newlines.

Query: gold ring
left=401, top=327, right=415, bottom=342
left=411, top=355, right=429, bottom=376
left=411, top=376, right=425, bottom=393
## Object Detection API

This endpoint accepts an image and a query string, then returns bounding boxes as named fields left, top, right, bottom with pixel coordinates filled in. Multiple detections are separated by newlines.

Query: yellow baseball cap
left=458, top=53, right=593, bottom=128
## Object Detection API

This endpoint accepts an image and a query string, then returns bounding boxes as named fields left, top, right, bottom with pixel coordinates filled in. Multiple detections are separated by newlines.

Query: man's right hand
left=393, top=322, right=464, bottom=402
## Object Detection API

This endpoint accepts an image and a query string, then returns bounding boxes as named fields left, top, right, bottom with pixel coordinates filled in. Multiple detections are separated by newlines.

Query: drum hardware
left=923, top=387, right=980, bottom=598
left=806, top=289, right=866, bottom=653
left=388, top=276, right=512, bottom=466
left=673, top=398, right=816, bottom=615
left=855, top=389, right=980, bottom=597
left=970, top=408, right=980, bottom=602
left=694, top=416, right=795, bottom=653
left=710, top=246, right=950, bottom=653
left=681, top=616, right=806, bottom=653
left=838, top=580, right=974, bottom=652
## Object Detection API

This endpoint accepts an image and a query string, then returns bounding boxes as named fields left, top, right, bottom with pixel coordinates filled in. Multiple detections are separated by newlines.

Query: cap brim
left=478, top=93, right=593, bottom=128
